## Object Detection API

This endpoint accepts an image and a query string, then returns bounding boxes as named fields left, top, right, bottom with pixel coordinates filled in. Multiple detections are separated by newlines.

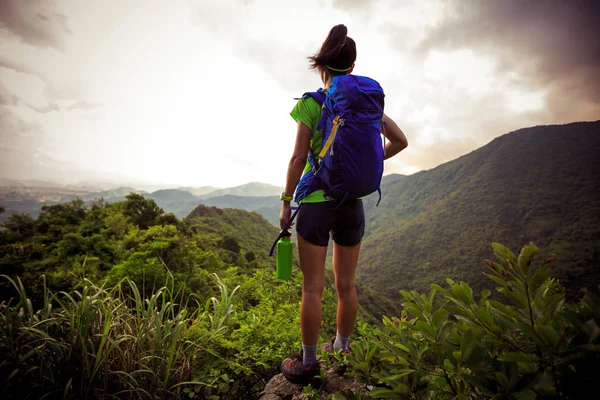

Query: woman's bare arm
left=283, top=120, right=312, bottom=198
left=280, top=120, right=312, bottom=229
left=382, top=113, right=408, bottom=160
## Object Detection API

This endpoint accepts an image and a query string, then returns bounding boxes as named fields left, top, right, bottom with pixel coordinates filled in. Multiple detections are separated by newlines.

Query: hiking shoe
left=321, top=337, right=351, bottom=354
left=281, top=350, right=321, bottom=384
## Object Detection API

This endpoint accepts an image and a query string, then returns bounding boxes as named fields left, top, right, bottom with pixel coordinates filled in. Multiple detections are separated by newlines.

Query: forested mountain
left=0, top=182, right=283, bottom=224
left=202, top=195, right=280, bottom=225
left=199, top=182, right=283, bottom=199
left=177, top=185, right=218, bottom=196
left=0, top=192, right=43, bottom=223
left=197, top=174, right=407, bottom=228
left=359, top=121, right=600, bottom=301
left=148, top=189, right=202, bottom=217
left=0, top=186, right=147, bottom=223
left=0, top=193, right=278, bottom=304
left=186, top=204, right=279, bottom=255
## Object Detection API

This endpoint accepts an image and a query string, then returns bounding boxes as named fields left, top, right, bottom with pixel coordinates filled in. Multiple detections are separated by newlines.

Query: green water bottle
left=276, top=229, right=292, bottom=280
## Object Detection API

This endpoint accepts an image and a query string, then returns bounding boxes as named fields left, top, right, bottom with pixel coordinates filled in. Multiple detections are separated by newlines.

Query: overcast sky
left=1, top=0, right=599, bottom=188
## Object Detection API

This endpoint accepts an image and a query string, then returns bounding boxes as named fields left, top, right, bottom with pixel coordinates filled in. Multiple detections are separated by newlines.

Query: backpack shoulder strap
left=303, top=91, right=326, bottom=104
left=294, top=89, right=326, bottom=104
left=292, top=89, right=328, bottom=170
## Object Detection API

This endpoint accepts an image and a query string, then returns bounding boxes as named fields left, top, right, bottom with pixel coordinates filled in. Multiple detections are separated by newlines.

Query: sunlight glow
left=424, top=49, right=496, bottom=95
left=505, top=89, right=546, bottom=113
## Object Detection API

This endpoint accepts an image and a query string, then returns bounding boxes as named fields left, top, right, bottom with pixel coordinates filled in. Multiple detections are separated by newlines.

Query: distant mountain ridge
left=0, top=181, right=284, bottom=223
left=358, top=121, right=600, bottom=302
left=199, top=182, right=283, bottom=199
left=177, top=186, right=218, bottom=196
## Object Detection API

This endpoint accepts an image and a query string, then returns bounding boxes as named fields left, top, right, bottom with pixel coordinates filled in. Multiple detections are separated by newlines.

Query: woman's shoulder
left=291, top=95, right=322, bottom=120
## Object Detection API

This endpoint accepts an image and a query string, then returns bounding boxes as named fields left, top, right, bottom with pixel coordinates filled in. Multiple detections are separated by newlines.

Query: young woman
left=279, top=24, right=409, bottom=383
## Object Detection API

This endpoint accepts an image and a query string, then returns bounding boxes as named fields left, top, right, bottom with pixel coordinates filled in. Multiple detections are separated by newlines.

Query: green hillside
left=197, top=175, right=407, bottom=228
left=0, top=192, right=44, bottom=224
left=199, top=182, right=283, bottom=199
left=186, top=204, right=279, bottom=257
left=359, top=121, right=600, bottom=301
left=0, top=194, right=290, bottom=319
left=148, top=189, right=201, bottom=217
left=203, top=195, right=280, bottom=226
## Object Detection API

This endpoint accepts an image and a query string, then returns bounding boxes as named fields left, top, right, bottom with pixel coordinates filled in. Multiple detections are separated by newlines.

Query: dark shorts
left=296, top=200, right=365, bottom=247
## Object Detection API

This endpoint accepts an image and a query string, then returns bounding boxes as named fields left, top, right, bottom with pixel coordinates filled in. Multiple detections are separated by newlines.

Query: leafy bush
left=345, top=243, right=600, bottom=399
left=186, top=269, right=306, bottom=399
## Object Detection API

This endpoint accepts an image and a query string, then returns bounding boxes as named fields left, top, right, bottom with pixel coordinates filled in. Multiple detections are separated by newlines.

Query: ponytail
left=308, top=24, right=357, bottom=74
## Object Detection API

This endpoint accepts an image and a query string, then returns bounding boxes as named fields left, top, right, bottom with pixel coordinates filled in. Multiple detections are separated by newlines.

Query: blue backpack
left=296, top=74, right=386, bottom=205
left=269, top=74, right=385, bottom=257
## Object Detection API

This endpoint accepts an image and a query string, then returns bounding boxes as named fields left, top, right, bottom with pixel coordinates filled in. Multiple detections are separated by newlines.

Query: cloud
left=330, top=0, right=384, bottom=20
left=416, top=0, right=600, bottom=116
left=26, top=103, right=61, bottom=114
left=188, top=0, right=329, bottom=94
left=0, top=108, right=112, bottom=183
left=332, top=0, right=381, bottom=9
left=0, top=55, right=92, bottom=111
left=0, top=0, right=102, bottom=183
left=387, top=77, right=548, bottom=172
left=0, top=81, right=18, bottom=106
left=1, top=66, right=101, bottom=114
left=0, top=0, right=70, bottom=51
left=0, top=9, right=100, bottom=116
left=0, top=54, right=50, bottom=85
left=0, top=108, right=47, bottom=154
left=64, top=100, right=103, bottom=111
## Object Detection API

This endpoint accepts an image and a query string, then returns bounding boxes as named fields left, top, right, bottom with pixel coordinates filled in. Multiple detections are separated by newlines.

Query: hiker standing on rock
left=278, top=24, right=408, bottom=384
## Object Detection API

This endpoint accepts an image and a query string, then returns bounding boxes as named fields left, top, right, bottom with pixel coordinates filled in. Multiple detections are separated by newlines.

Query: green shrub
left=346, top=242, right=600, bottom=399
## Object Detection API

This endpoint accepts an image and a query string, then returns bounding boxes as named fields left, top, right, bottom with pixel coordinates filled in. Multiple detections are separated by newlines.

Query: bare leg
left=332, top=241, right=361, bottom=337
left=297, top=234, right=328, bottom=346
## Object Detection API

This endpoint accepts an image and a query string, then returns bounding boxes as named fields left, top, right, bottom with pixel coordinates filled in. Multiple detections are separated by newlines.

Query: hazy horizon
left=1, top=0, right=599, bottom=188
left=0, top=170, right=409, bottom=192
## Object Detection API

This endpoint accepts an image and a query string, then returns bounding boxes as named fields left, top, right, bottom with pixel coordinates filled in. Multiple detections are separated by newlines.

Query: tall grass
left=0, top=273, right=234, bottom=399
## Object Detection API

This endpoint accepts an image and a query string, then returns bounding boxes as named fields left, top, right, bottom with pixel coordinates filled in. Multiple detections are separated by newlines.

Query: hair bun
left=331, top=24, right=348, bottom=40
left=329, top=24, right=348, bottom=54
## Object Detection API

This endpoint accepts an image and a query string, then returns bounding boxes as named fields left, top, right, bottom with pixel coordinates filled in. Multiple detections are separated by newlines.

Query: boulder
left=259, top=362, right=366, bottom=400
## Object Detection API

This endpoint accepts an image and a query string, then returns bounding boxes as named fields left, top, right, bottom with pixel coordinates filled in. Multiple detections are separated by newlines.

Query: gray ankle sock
left=302, top=343, right=318, bottom=367
left=333, top=332, right=350, bottom=350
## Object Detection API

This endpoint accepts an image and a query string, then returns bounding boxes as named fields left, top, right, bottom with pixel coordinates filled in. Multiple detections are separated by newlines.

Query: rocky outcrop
left=259, top=362, right=366, bottom=400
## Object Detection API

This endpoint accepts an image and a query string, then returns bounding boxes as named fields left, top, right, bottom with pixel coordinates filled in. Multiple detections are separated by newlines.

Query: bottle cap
left=280, top=228, right=292, bottom=237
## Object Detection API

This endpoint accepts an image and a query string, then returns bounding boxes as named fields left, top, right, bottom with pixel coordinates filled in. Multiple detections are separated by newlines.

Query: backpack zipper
left=319, top=116, right=344, bottom=159
left=330, top=118, right=344, bottom=156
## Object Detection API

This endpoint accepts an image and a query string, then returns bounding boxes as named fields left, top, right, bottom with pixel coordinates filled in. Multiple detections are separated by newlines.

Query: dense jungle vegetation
left=1, top=195, right=598, bottom=399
